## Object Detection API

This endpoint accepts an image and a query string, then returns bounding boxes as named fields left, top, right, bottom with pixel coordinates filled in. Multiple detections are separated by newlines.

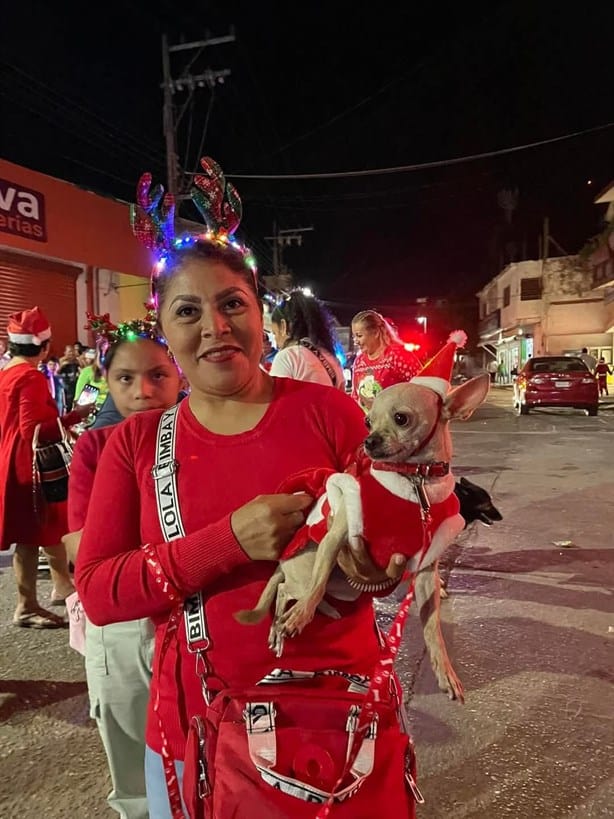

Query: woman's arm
left=75, top=423, right=248, bottom=625
left=75, top=419, right=311, bottom=626
left=19, top=370, right=82, bottom=441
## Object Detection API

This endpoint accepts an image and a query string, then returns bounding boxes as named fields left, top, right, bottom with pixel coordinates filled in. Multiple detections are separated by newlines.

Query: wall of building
left=0, top=158, right=152, bottom=275
left=117, top=273, right=151, bottom=322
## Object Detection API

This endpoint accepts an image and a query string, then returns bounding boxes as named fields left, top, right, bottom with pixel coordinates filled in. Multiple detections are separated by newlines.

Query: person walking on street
left=0, top=307, right=93, bottom=627
left=487, top=358, right=497, bottom=383
left=595, top=357, right=612, bottom=396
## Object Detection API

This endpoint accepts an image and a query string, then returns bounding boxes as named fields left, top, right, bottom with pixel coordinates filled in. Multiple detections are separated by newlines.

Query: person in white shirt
left=269, top=290, right=345, bottom=389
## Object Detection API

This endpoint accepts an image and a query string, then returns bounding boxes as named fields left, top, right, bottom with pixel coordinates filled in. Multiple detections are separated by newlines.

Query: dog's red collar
left=371, top=461, right=450, bottom=478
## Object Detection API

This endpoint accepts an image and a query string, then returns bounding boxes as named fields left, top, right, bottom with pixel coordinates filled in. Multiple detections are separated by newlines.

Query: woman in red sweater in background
left=351, top=310, right=421, bottom=412
left=75, top=161, right=414, bottom=819
left=0, top=306, right=92, bottom=627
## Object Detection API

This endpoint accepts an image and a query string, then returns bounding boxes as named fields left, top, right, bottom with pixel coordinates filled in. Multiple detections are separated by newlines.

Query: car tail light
left=580, top=377, right=595, bottom=384
left=530, top=377, right=545, bottom=384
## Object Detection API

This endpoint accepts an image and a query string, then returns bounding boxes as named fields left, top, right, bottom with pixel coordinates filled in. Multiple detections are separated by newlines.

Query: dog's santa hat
left=410, top=329, right=467, bottom=398
left=7, top=306, right=52, bottom=346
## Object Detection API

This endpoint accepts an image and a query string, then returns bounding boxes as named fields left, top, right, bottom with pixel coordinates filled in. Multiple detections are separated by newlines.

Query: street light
left=416, top=315, right=427, bottom=334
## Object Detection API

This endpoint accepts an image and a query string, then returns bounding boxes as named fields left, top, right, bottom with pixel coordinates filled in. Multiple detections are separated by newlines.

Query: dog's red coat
left=279, top=457, right=460, bottom=569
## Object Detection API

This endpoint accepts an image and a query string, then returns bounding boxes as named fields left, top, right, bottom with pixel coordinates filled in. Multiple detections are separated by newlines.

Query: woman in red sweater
left=351, top=310, right=421, bottom=412
left=76, top=165, right=414, bottom=819
left=0, top=306, right=92, bottom=627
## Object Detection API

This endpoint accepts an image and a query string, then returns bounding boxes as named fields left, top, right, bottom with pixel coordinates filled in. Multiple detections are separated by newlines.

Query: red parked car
left=513, top=356, right=599, bottom=416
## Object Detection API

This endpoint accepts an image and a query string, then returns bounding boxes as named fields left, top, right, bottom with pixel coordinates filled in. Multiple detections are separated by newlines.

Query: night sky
left=1, top=1, right=613, bottom=325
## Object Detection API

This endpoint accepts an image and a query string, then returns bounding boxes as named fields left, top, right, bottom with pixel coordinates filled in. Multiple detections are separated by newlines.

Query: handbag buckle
left=405, top=762, right=425, bottom=804
left=151, top=459, right=179, bottom=480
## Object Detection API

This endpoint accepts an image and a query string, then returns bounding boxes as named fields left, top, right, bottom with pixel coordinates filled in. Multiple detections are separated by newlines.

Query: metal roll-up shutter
left=0, top=250, right=79, bottom=355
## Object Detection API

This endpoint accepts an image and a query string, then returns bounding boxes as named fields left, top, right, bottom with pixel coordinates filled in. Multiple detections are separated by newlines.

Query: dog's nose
left=364, top=433, right=383, bottom=453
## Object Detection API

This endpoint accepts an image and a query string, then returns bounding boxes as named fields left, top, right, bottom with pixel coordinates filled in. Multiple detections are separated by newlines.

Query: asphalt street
left=1, top=387, right=613, bottom=818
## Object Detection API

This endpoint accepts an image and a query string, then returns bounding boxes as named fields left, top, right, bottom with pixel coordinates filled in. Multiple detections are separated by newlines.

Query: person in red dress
left=595, top=357, right=612, bottom=396
left=75, top=161, right=415, bottom=819
left=0, top=307, right=93, bottom=627
left=351, top=310, right=421, bottom=412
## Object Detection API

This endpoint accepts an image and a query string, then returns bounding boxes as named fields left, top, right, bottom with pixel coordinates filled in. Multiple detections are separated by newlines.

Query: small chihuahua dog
left=236, top=374, right=490, bottom=701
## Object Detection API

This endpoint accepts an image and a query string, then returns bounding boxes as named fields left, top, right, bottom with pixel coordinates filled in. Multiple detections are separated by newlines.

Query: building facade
left=586, top=181, right=614, bottom=349
left=477, top=255, right=613, bottom=380
left=0, top=158, right=153, bottom=354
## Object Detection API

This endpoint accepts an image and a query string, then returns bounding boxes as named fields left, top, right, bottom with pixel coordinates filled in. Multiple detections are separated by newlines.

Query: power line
left=197, top=121, right=614, bottom=181
left=1, top=61, right=166, bottom=164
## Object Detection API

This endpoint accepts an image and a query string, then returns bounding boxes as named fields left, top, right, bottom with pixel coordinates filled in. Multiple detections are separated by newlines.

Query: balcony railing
left=478, top=309, right=500, bottom=338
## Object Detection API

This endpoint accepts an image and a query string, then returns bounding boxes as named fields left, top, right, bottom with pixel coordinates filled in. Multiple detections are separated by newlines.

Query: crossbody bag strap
left=299, top=338, right=338, bottom=386
left=152, top=405, right=210, bottom=819
left=152, top=405, right=210, bottom=654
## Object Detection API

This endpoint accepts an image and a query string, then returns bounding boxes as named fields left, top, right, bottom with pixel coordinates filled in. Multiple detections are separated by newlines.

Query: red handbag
left=182, top=676, right=418, bottom=819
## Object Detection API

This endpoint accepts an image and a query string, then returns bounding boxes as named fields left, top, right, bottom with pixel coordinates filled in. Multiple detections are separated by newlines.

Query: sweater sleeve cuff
left=160, top=514, right=251, bottom=596
left=61, top=411, right=82, bottom=428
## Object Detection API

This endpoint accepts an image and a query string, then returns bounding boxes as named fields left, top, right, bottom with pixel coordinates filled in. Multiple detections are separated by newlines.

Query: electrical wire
left=198, top=121, right=614, bottom=181
left=1, top=61, right=166, bottom=165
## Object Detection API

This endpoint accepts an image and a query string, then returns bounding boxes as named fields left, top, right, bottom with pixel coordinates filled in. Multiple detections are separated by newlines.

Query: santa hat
left=7, top=307, right=52, bottom=346
left=410, top=330, right=467, bottom=398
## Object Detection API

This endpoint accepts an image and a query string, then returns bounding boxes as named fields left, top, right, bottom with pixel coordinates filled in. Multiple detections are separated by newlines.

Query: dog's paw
left=268, top=624, right=285, bottom=657
left=281, top=599, right=317, bottom=638
left=434, top=660, right=465, bottom=703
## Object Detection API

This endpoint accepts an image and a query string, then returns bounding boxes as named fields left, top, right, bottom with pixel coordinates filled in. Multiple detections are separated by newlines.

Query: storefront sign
left=0, top=177, right=47, bottom=242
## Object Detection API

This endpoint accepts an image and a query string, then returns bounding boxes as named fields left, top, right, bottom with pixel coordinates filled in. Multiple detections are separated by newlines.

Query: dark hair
left=101, top=336, right=168, bottom=374
left=271, top=290, right=339, bottom=356
left=153, top=240, right=258, bottom=312
left=8, top=339, right=50, bottom=358
left=48, top=356, right=60, bottom=364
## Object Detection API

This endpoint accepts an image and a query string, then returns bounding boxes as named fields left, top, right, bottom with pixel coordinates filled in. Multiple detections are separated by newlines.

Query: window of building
left=503, top=285, right=511, bottom=307
left=520, top=277, right=541, bottom=300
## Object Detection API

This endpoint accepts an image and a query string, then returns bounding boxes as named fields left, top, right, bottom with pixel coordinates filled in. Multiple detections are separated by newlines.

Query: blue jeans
left=144, top=746, right=187, bottom=819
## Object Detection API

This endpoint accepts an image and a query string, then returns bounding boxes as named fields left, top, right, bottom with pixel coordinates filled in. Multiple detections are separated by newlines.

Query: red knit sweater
left=351, top=344, right=420, bottom=411
left=75, top=379, right=381, bottom=760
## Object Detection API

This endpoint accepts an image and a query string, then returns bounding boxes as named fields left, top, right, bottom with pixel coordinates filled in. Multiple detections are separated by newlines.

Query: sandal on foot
left=50, top=587, right=75, bottom=606
left=12, top=610, right=67, bottom=629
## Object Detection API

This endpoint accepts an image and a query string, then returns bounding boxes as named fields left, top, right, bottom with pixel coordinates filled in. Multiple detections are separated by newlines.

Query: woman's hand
left=73, top=401, right=95, bottom=421
left=337, top=537, right=406, bottom=590
left=62, top=530, right=83, bottom=564
left=231, top=493, right=313, bottom=561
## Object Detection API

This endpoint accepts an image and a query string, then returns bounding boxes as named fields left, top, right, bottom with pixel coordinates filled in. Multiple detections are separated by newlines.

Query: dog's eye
left=394, top=412, right=410, bottom=427
left=364, top=416, right=372, bottom=430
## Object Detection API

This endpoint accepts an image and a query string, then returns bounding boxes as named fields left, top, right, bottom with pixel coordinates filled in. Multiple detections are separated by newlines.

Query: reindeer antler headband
left=85, top=309, right=164, bottom=367
left=130, top=156, right=256, bottom=280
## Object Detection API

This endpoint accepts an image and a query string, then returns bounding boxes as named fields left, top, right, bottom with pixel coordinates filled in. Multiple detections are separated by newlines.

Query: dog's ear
left=442, top=373, right=490, bottom=422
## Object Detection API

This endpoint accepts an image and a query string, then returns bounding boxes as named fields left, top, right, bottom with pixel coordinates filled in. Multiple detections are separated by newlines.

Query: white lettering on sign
left=0, top=177, right=47, bottom=242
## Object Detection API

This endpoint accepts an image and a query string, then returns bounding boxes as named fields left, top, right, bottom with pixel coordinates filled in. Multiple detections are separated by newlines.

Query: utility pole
left=160, top=30, right=235, bottom=196
left=263, top=223, right=314, bottom=296
left=265, top=223, right=314, bottom=277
